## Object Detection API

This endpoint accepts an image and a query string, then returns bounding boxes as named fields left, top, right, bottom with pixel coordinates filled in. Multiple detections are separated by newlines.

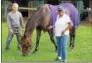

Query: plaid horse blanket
left=49, top=3, right=80, bottom=35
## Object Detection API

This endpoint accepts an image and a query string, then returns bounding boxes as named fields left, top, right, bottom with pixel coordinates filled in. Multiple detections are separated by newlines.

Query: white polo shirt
left=54, top=14, right=72, bottom=36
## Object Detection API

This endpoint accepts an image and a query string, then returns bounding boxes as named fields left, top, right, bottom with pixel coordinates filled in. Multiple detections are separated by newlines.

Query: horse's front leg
left=33, top=28, right=42, bottom=53
left=48, top=30, right=57, bottom=51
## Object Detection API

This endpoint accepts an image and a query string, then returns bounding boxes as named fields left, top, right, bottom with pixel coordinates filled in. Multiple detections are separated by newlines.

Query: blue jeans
left=56, top=35, right=68, bottom=61
left=5, top=27, right=21, bottom=49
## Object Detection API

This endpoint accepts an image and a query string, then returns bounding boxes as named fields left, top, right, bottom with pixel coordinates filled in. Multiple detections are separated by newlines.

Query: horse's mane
left=24, top=4, right=50, bottom=37
left=28, top=7, right=41, bottom=22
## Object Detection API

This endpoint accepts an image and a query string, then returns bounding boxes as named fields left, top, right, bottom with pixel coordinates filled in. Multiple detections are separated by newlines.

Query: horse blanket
left=49, top=3, right=80, bottom=35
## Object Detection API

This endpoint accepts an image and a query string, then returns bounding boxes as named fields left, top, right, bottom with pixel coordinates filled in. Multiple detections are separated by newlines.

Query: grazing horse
left=21, top=3, right=80, bottom=56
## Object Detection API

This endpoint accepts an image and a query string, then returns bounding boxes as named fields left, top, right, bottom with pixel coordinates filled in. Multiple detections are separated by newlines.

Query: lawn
left=1, top=22, right=92, bottom=62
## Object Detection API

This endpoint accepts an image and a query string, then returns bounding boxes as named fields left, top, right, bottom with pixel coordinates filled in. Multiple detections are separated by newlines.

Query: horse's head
left=21, top=34, right=32, bottom=56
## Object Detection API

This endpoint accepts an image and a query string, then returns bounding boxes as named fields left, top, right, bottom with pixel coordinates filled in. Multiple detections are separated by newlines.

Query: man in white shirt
left=48, top=6, right=72, bottom=62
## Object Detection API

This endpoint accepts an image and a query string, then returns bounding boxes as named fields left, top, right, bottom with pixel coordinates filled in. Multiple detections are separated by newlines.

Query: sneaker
left=62, top=60, right=67, bottom=62
left=55, top=58, right=61, bottom=61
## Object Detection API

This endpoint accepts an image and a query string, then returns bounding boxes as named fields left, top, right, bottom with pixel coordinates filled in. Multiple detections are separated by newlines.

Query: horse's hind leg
left=48, top=31, right=57, bottom=51
left=69, top=27, right=75, bottom=50
left=69, top=32, right=72, bottom=47
left=33, top=28, right=42, bottom=53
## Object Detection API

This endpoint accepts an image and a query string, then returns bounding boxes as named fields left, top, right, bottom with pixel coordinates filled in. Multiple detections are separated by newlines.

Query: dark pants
left=5, top=27, right=21, bottom=49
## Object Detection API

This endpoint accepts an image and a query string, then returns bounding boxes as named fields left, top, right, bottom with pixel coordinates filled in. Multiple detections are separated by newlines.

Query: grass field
left=1, top=22, right=92, bottom=62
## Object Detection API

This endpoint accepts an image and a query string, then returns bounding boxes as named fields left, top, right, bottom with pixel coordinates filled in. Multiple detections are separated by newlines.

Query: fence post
left=4, top=1, right=8, bottom=19
left=88, top=1, right=92, bottom=21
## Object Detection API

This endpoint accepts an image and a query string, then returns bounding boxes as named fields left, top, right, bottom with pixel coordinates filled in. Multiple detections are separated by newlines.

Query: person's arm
left=62, top=22, right=72, bottom=35
left=48, top=15, right=59, bottom=30
left=7, top=13, right=13, bottom=33
left=20, top=13, right=24, bottom=28
left=7, top=14, right=12, bottom=29
left=61, top=16, right=73, bottom=35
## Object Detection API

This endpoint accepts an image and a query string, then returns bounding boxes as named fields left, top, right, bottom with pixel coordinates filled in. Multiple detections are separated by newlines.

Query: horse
left=21, top=3, right=80, bottom=56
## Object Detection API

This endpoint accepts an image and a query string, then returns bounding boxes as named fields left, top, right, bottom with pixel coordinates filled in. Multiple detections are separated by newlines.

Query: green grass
left=2, top=22, right=92, bottom=62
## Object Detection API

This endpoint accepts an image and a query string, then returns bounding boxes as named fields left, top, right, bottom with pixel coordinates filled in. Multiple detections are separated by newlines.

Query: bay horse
left=21, top=3, right=80, bottom=56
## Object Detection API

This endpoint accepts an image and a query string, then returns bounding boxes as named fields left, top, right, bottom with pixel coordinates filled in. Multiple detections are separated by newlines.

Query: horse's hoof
left=32, top=50, right=38, bottom=53
left=71, top=47, right=74, bottom=51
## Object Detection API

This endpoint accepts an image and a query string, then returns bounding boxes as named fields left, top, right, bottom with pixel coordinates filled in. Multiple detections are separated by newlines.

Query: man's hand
left=10, top=29, right=13, bottom=33
left=61, top=31, right=65, bottom=35
left=48, top=26, right=54, bottom=30
left=61, top=22, right=72, bottom=35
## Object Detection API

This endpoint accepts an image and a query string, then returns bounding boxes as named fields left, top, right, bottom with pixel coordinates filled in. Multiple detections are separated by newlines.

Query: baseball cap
left=58, top=6, right=65, bottom=11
